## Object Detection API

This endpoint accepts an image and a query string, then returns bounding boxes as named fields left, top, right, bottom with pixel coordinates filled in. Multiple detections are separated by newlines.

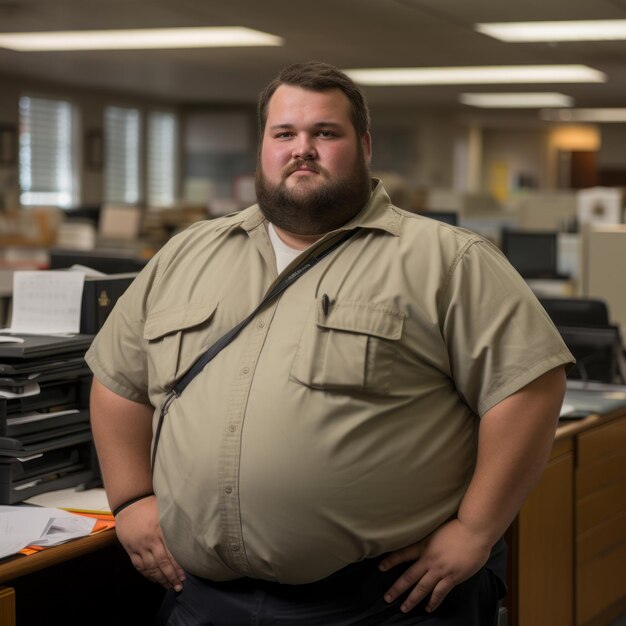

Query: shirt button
left=241, top=367, right=250, bottom=375
left=225, top=485, right=233, bottom=494
left=257, top=321, right=265, bottom=329
left=228, top=424, right=237, bottom=432
left=231, top=543, right=240, bottom=552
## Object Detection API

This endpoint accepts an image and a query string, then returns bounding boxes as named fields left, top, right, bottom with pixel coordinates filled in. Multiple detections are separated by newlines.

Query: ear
left=361, top=132, right=372, bottom=164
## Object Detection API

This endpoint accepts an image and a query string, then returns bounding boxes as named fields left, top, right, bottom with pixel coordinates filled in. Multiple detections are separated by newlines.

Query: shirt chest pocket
left=143, top=302, right=218, bottom=392
left=290, top=300, right=405, bottom=394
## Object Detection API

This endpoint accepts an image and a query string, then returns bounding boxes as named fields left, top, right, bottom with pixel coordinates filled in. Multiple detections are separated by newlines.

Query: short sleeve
left=84, top=251, right=164, bottom=405
left=441, top=239, right=575, bottom=416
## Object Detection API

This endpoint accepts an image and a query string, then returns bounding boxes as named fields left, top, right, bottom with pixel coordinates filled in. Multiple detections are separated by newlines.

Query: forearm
left=89, top=377, right=154, bottom=511
left=457, top=365, right=566, bottom=548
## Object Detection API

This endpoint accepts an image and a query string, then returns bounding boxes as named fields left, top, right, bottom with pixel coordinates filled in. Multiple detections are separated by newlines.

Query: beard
left=255, top=151, right=372, bottom=236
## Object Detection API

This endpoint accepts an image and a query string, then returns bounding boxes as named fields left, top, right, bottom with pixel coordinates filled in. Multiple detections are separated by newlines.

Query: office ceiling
left=1, top=0, right=626, bottom=113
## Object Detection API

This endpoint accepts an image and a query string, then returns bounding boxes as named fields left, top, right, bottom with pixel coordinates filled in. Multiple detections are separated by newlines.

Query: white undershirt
left=268, top=222, right=308, bottom=273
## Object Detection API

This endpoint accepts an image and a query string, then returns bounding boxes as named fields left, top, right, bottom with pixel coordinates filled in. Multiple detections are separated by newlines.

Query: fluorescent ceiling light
left=344, top=65, right=605, bottom=85
left=540, top=108, right=626, bottom=122
left=476, top=20, right=626, bottom=42
left=461, top=92, right=574, bottom=108
left=0, top=27, right=283, bottom=51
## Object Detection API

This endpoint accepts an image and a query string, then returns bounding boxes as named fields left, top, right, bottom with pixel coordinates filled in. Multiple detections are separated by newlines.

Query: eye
left=317, top=130, right=337, bottom=138
left=273, top=131, right=294, bottom=139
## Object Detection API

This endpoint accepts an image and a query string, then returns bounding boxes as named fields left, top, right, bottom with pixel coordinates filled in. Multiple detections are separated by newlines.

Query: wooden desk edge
left=556, top=405, right=626, bottom=441
left=0, top=529, right=117, bottom=583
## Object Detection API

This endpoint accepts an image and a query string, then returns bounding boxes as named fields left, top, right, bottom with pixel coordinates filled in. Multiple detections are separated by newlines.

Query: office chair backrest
left=540, top=297, right=610, bottom=328
left=557, top=325, right=625, bottom=384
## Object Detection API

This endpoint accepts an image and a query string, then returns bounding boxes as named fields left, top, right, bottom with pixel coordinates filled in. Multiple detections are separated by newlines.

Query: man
left=86, top=61, right=574, bottom=625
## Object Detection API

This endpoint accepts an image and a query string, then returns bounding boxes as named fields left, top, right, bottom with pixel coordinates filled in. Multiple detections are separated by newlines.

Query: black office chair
left=557, top=325, right=626, bottom=384
left=539, top=297, right=610, bottom=328
left=539, top=297, right=626, bottom=384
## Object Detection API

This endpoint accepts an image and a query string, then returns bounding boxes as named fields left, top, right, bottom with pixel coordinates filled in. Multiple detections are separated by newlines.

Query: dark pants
left=156, top=558, right=501, bottom=626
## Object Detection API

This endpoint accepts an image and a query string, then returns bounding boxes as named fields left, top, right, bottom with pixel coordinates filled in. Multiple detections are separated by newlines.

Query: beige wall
left=598, top=125, right=626, bottom=169
left=481, top=128, right=552, bottom=199
left=1, top=71, right=623, bottom=216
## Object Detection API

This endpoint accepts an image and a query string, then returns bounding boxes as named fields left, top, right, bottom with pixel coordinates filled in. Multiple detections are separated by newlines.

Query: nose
left=292, top=133, right=317, bottom=160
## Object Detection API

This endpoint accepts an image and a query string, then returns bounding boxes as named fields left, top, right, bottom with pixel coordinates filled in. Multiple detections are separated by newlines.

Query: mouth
left=285, top=161, right=321, bottom=178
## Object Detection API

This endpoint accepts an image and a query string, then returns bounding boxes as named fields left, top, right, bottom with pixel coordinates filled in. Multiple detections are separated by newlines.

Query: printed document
left=0, top=505, right=96, bottom=559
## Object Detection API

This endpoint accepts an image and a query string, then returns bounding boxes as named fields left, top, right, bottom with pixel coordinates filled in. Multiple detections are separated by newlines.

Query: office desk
left=510, top=385, right=626, bottom=626
left=1, top=387, right=624, bottom=626
left=0, top=531, right=116, bottom=626
left=0, top=529, right=164, bottom=625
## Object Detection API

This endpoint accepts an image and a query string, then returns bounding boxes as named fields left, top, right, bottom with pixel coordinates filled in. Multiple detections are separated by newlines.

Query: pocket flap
left=316, top=301, right=404, bottom=340
left=143, top=302, right=218, bottom=340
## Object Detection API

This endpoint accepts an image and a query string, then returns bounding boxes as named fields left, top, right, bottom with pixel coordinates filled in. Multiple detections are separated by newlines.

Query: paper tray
left=1, top=377, right=91, bottom=421
left=1, top=408, right=90, bottom=438
left=0, top=334, right=94, bottom=360
left=0, top=441, right=95, bottom=504
left=0, top=354, right=87, bottom=375
left=0, top=467, right=95, bottom=505
left=0, top=426, right=93, bottom=457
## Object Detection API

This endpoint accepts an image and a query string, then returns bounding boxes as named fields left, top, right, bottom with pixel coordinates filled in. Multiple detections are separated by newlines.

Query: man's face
left=256, top=84, right=372, bottom=236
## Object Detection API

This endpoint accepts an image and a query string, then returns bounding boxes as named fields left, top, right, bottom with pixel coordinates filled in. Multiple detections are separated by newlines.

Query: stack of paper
left=0, top=505, right=97, bottom=559
left=25, top=487, right=111, bottom=514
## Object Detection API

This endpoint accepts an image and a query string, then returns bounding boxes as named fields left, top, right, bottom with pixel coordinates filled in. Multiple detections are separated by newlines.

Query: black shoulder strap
left=173, top=228, right=357, bottom=396
left=151, top=228, right=357, bottom=470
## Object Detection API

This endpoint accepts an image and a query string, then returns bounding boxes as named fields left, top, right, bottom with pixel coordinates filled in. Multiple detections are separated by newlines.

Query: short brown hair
left=257, top=61, right=371, bottom=138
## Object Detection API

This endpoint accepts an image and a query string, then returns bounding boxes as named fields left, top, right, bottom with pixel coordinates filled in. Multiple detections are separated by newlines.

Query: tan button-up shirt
left=86, top=181, right=574, bottom=584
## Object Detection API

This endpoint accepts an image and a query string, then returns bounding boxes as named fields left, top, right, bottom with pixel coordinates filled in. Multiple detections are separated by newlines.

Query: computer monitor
left=539, top=297, right=610, bottom=328
left=557, top=325, right=626, bottom=384
left=500, top=230, right=566, bottom=279
left=49, top=249, right=148, bottom=274
left=62, top=205, right=101, bottom=227
left=419, top=211, right=458, bottom=226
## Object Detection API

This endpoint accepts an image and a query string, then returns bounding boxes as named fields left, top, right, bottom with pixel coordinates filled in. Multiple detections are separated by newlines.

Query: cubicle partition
left=583, top=224, right=626, bottom=332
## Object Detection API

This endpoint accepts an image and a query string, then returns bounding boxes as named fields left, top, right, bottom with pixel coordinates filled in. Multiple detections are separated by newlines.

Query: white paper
left=0, top=505, right=96, bottom=559
left=6, top=408, right=78, bottom=426
left=0, top=506, right=51, bottom=559
left=25, top=487, right=111, bottom=514
left=0, top=382, right=40, bottom=399
left=34, top=510, right=96, bottom=547
left=9, top=271, right=85, bottom=334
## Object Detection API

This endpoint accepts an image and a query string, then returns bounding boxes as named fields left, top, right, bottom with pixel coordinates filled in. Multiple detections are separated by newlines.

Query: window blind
left=148, top=111, right=178, bottom=208
left=104, top=106, right=141, bottom=204
left=19, top=96, right=78, bottom=208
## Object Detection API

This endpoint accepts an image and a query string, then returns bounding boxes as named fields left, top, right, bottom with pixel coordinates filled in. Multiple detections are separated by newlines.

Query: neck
left=271, top=224, right=324, bottom=250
